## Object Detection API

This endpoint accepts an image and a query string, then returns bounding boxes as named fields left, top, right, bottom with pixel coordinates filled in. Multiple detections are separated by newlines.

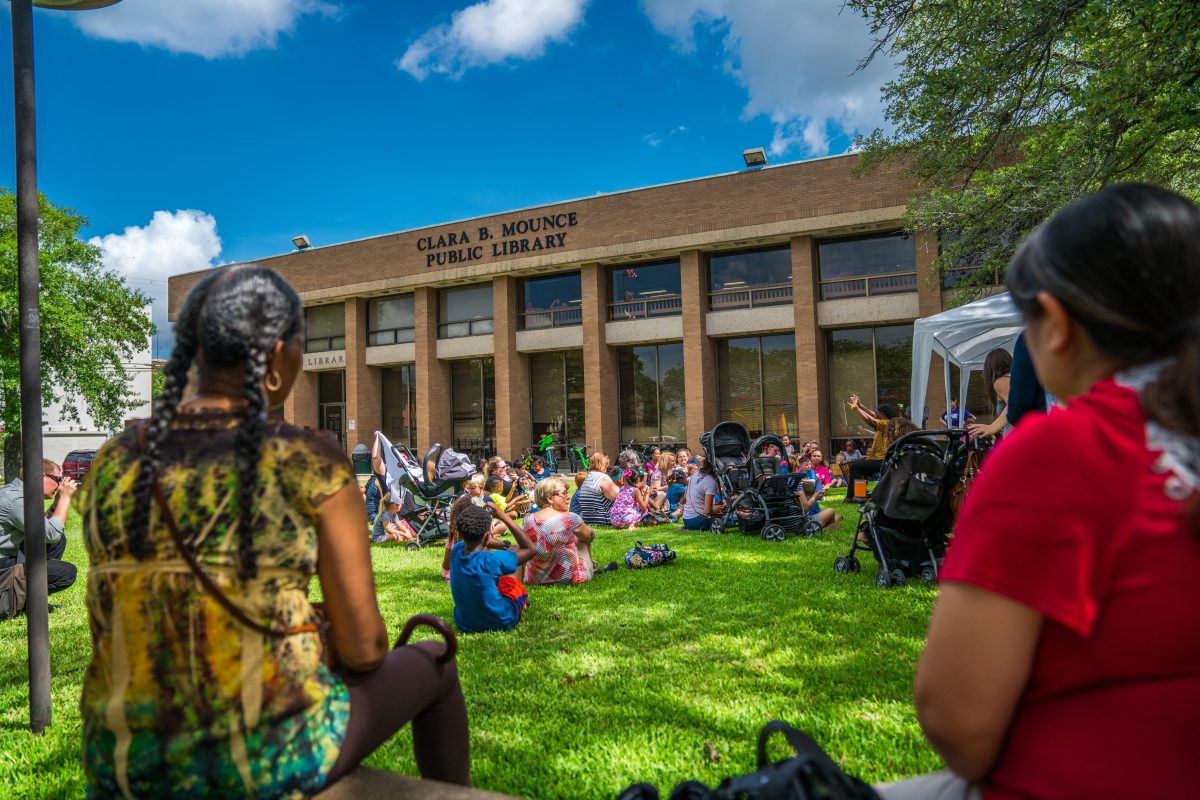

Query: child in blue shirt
left=665, top=467, right=688, bottom=520
left=449, top=503, right=536, bottom=634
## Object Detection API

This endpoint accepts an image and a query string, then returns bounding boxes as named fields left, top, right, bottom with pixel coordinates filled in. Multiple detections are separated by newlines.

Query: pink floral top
left=523, top=511, right=592, bottom=585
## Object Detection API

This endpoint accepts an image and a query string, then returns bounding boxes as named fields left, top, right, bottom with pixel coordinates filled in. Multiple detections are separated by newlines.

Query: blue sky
left=0, top=0, right=893, bottom=357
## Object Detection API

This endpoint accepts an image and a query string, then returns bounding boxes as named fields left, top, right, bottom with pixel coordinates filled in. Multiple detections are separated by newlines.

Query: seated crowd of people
left=66, top=185, right=1200, bottom=798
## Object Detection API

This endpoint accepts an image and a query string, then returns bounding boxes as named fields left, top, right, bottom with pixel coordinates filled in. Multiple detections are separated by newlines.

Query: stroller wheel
left=875, top=566, right=892, bottom=588
left=920, top=566, right=937, bottom=584
left=891, top=569, right=907, bottom=587
left=847, top=555, right=861, bottom=573
left=803, top=519, right=824, bottom=539
left=761, top=523, right=787, bottom=542
left=711, top=518, right=726, bottom=535
left=405, top=541, right=422, bottom=552
left=834, top=556, right=853, bottom=574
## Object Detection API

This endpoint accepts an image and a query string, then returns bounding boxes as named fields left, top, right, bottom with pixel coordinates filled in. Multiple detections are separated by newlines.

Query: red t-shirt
left=941, top=377, right=1200, bottom=799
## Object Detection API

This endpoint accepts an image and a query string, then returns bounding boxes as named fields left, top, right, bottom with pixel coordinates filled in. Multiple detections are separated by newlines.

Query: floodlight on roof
left=743, top=147, right=768, bottom=168
left=292, top=235, right=312, bottom=250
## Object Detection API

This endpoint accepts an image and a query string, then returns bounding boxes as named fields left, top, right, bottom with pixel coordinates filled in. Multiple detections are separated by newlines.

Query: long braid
left=234, top=342, right=270, bottom=580
left=128, top=271, right=221, bottom=557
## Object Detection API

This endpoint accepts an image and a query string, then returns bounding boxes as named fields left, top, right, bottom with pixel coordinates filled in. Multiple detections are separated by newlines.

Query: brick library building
left=168, top=152, right=972, bottom=466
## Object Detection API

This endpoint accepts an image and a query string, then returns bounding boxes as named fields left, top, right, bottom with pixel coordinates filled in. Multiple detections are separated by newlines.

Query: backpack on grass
left=0, top=562, right=27, bottom=619
left=624, top=542, right=677, bottom=570
left=617, top=721, right=879, bottom=800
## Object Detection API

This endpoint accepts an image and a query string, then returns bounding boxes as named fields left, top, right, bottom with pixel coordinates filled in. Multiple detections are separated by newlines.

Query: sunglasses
left=44, top=473, right=63, bottom=485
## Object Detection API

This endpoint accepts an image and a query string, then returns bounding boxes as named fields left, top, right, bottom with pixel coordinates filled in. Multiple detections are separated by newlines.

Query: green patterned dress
left=77, top=410, right=355, bottom=798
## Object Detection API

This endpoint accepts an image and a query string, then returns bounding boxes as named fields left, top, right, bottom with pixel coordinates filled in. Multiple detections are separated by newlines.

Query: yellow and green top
left=77, top=410, right=355, bottom=799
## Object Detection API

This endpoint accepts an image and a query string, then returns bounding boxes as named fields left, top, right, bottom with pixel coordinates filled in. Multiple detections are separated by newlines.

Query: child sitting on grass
left=371, top=494, right=417, bottom=543
left=443, top=476, right=506, bottom=581
left=797, top=476, right=841, bottom=531
left=610, top=467, right=652, bottom=529
left=665, top=466, right=688, bottom=521
left=449, top=503, right=535, bottom=634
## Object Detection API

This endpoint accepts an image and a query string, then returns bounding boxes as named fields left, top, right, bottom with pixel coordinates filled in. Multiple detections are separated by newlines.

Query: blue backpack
left=624, top=542, right=677, bottom=569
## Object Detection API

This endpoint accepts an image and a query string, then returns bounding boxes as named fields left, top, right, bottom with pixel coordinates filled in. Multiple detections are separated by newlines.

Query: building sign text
left=418, top=212, right=579, bottom=268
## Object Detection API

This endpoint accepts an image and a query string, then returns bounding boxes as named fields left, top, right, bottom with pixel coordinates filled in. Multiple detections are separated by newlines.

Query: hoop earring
left=264, top=371, right=283, bottom=392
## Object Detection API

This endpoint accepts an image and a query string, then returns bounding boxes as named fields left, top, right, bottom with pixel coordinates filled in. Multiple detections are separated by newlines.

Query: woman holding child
left=877, top=184, right=1200, bottom=797
left=77, top=266, right=470, bottom=797
left=571, top=451, right=619, bottom=525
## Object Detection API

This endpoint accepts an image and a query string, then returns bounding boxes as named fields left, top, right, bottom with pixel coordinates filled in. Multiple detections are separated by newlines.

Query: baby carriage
left=699, top=423, right=822, bottom=541
left=390, top=442, right=476, bottom=551
left=833, top=429, right=973, bottom=587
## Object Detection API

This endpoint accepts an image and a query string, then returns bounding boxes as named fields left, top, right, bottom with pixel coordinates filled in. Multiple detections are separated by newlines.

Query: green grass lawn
left=0, top=491, right=942, bottom=799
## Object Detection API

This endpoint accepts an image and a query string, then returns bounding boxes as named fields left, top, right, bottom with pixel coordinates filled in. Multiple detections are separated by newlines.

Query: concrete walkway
left=315, top=767, right=518, bottom=800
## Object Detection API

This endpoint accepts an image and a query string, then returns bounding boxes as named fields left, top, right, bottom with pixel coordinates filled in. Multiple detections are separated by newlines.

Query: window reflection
left=609, top=261, right=682, bottom=320
left=617, top=343, right=685, bottom=445
left=708, top=246, right=793, bottom=310
left=521, top=273, right=582, bottom=329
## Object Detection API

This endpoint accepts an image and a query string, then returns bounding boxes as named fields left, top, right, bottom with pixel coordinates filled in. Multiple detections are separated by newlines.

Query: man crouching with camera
left=0, top=458, right=79, bottom=603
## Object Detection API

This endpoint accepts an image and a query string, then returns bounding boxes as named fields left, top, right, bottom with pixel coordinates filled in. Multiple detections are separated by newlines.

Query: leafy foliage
left=0, top=189, right=153, bottom=472
left=848, top=0, right=1200, bottom=297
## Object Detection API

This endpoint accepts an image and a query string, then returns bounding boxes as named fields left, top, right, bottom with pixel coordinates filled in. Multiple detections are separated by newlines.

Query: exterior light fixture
left=743, top=147, right=768, bottom=168
left=293, top=234, right=312, bottom=250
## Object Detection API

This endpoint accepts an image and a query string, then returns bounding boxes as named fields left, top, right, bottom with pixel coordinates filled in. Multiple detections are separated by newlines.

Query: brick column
left=492, top=275, right=529, bottom=458
left=791, top=235, right=828, bottom=448
left=580, top=262, right=619, bottom=456
left=679, top=249, right=717, bottom=448
left=344, top=298, right=381, bottom=457
left=414, top=287, right=452, bottom=453
left=915, top=230, right=947, bottom=427
left=284, top=370, right=319, bottom=430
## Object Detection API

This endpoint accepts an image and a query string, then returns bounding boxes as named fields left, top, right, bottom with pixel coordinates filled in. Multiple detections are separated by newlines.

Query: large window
left=617, top=343, right=685, bottom=446
left=381, top=364, right=417, bottom=448
left=439, top=284, right=494, bottom=339
left=369, top=294, right=415, bottom=346
left=305, top=304, right=345, bottom=353
left=318, top=370, right=345, bottom=448
left=708, top=246, right=793, bottom=310
left=609, top=260, right=682, bottom=320
left=716, top=334, right=798, bottom=438
left=817, top=232, right=916, bottom=300
left=451, top=357, right=495, bottom=459
left=827, top=324, right=914, bottom=442
left=529, top=350, right=585, bottom=449
left=521, top=273, right=582, bottom=329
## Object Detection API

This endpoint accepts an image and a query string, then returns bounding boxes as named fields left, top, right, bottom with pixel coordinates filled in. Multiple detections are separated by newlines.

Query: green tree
left=0, top=189, right=154, bottom=480
left=849, top=0, right=1200, bottom=295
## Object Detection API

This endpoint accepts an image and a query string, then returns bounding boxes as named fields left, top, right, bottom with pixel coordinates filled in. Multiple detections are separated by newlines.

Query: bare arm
left=598, top=475, right=620, bottom=501
left=575, top=518, right=595, bottom=545
left=914, top=583, right=1042, bottom=780
left=496, top=506, right=537, bottom=565
left=317, top=483, right=389, bottom=672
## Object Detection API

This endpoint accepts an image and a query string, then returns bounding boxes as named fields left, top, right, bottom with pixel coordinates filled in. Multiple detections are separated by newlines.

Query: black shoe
left=594, top=561, right=619, bottom=575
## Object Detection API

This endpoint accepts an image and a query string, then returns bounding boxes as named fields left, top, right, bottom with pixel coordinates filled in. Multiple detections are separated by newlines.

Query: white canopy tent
left=910, top=292, right=1024, bottom=425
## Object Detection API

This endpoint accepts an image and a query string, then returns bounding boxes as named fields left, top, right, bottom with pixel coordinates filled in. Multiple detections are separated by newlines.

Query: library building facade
left=168, top=153, right=966, bottom=464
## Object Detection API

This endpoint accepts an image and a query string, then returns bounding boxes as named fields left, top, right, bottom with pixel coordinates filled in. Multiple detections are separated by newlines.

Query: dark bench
left=314, top=767, right=516, bottom=800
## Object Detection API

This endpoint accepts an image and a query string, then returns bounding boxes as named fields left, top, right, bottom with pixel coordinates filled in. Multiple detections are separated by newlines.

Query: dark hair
left=130, top=265, right=302, bottom=579
left=981, top=349, right=1013, bottom=410
left=1008, top=183, right=1200, bottom=438
left=455, top=503, right=491, bottom=544
left=877, top=404, right=899, bottom=420
left=484, top=475, right=504, bottom=493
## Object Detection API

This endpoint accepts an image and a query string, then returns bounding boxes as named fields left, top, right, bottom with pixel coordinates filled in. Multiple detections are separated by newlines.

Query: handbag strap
left=138, top=423, right=320, bottom=639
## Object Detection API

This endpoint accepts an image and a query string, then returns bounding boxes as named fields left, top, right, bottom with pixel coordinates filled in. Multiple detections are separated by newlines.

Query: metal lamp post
left=9, top=0, right=122, bottom=733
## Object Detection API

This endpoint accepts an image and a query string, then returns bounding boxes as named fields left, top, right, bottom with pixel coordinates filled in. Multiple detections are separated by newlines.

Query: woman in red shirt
left=879, top=184, right=1200, bottom=799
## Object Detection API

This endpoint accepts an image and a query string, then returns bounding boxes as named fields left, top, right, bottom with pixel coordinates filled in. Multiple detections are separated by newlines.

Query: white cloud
left=640, top=0, right=893, bottom=156
left=642, top=125, right=688, bottom=147
left=399, top=0, right=588, bottom=80
left=89, top=210, right=223, bottom=358
left=70, top=0, right=340, bottom=59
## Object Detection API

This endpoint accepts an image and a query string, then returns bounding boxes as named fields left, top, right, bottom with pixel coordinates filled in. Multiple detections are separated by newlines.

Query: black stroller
left=390, top=442, right=475, bottom=551
left=833, top=429, right=973, bottom=587
left=699, top=422, right=822, bottom=541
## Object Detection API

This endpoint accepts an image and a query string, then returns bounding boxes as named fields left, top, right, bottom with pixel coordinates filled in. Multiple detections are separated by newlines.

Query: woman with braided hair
left=76, top=266, right=470, bottom=798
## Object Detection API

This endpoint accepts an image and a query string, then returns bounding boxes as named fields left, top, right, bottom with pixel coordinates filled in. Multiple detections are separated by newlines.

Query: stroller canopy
left=702, top=421, right=751, bottom=473
left=910, top=292, right=1023, bottom=424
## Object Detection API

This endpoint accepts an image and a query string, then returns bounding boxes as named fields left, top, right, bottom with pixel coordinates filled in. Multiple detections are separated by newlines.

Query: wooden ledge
left=314, top=767, right=518, bottom=800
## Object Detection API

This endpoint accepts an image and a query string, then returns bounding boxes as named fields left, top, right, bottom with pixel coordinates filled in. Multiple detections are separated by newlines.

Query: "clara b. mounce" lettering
left=417, top=212, right=579, bottom=268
